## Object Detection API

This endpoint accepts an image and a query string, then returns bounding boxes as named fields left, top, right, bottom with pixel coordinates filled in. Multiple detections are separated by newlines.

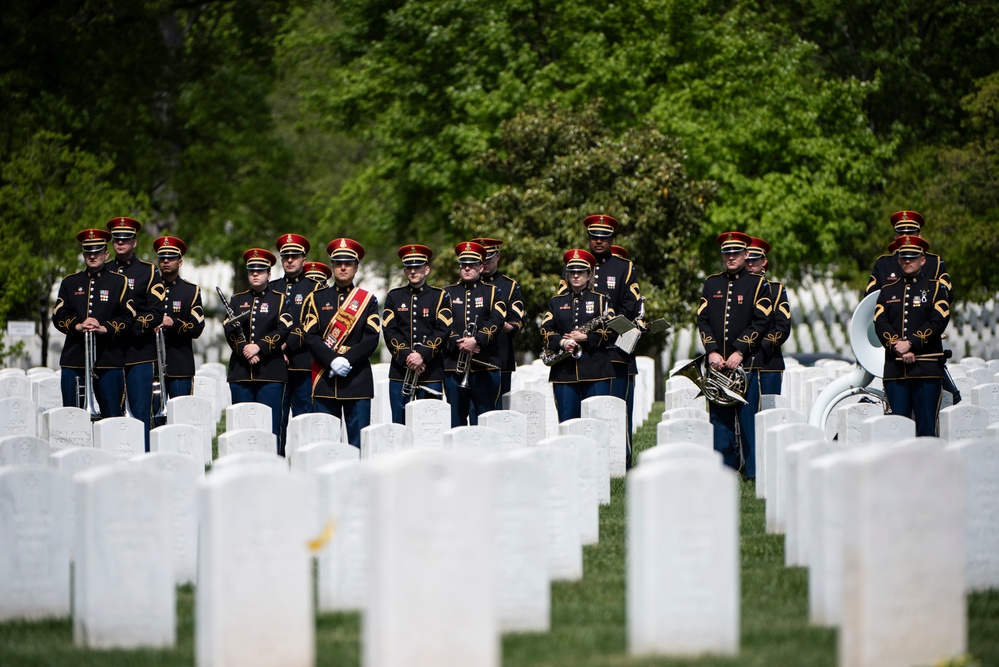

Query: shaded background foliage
left=3, top=0, right=998, bottom=363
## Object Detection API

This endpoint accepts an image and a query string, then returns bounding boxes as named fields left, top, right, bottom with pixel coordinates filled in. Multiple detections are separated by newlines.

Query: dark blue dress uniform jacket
left=301, top=283, right=381, bottom=400
left=696, top=268, right=772, bottom=367
left=443, top=279, right=506, bottom=372
left=162, top=278, right=205, bottom=378
left=867, top=252, right=949, bottom=295
left=109, top=257, right=166, bottom=365
left=539, top=288, right=614, bottom=383
left=381, top=283, right=452, bottom=382
left=225, top=289, right=293, bottom=383
left=53, top=267, right=135, bottom=369
left=874, top=272, right=951, bottom=380
left=481, top=271, right=524, bottom=373
left=752, top=280, right=791, bottom=372
left=271, top=273, right=320, bottom=373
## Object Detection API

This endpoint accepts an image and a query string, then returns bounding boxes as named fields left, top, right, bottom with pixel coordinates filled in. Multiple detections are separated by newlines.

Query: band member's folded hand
left=330, top=356, right=352, bottom=377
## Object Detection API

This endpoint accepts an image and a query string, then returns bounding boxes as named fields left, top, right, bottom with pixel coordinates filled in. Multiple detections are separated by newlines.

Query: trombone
left=76, top=329, right=102, bottom=421
left=152, top=328, right=168, bottom=420
left=455, top=316, right=477, bottom=389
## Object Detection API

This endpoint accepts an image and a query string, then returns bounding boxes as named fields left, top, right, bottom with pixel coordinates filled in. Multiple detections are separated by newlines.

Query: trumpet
left=401, top=336, right=427, bottom=402
left=152, top=328, right=168, bottom=420
left=76, top=329, right=102, bottom=421
left=455, top=316, right=477, bottom=389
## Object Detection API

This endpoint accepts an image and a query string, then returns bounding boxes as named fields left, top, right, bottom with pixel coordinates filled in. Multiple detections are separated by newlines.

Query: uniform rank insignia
left=172, top=301, right=182, bottom=312
left=585, top=301, right=595, bottom=314
left=607, top=276, right=616, bottom=289
left=99, top=290, right=109, bottom=302
left=260, top=303, right=269, bottom=313
left=474, top=297, right=484, bottom=308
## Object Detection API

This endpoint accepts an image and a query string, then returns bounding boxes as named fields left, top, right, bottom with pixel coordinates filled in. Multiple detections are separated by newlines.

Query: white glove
left=330, top=357, right=352, bottom=377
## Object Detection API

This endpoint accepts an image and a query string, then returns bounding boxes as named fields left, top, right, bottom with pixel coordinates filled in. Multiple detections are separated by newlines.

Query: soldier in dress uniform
left=304, top=261, right=332, bottom=286
left=271, top=234, right=321, bottom=438
left=874, top=235, right=951, bottom=437
left=443, top=241, right=506, bottom=427
left=153, top=235, right=205, bottom=403
left=584, top=215, right=642, bottom=464
left=381, top=244, right=452, bottom=424
left=301, top=238, right=381, bottom=448
left=745, top=237, right=791, bottom=396
left=696, top=231, right=772, bottom=479
left=53, top=229, right=135, bottom=418
left=540, top=249, right=615, bottom=423
left=611, top=245, right=628, bottom=260
left=106, top=216, right=166, bottom=449
left=225, top=248, right=294, bottom=450
left=471, top=237, right=524, bottom=397
left=866, top=210, right=950, bottom=294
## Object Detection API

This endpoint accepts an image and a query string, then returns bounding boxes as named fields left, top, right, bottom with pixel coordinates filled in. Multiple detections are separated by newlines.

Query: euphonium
left=670, top=354, right=749, bottom=406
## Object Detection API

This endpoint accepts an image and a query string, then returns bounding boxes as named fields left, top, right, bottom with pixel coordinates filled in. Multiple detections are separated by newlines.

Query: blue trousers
left=709, top=368, right=760, bottom=479
left=314, top=398, right=371, bottom=448
left=125, top=362, right=154, bottom=450
left=553, top=380, right=612, bottom=423
left=759, top=370, right=783, bottom=397
left=500, top=372, right=512, bottom=400
left=444, top=370, right=501, bottom=427
left=166, top=377, right=193, bottom=399
left=885, top=378, right=942, bottom=437
left=389, top=379, right=444, bottom=425
left=230, top=382, right=286, bottom=455
left=61, top=367, right=125, bottom=418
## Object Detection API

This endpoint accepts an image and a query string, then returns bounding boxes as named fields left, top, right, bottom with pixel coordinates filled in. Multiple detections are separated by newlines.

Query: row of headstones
left=0, top=354, right=657, bottom=437
left=753, top=408, right=999, bottom=667
left=1, top=433, right=620, bottom=666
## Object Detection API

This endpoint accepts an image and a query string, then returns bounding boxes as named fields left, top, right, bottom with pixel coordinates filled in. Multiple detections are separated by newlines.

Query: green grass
left=2, top=403, right=997, bottom=666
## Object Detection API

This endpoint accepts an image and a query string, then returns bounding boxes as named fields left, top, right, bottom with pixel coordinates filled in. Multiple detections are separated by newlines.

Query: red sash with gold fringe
left=311, top=287, right=373, bottom=385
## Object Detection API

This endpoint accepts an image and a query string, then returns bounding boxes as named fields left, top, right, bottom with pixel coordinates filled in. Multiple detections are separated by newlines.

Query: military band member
left=381, top=244, right=452, bottom=424
left=472, top=237, right=524, bottom=397
left=611, top=245, right=628, bottom=260
left=874, top=236, right=950, bottom=437
left=54, top=229, right=135, bottom=418
left=866, top=210, right=950, bottom=294
left=540, top=249, right=615, bottom=422
left=154, top=235, right=205, bottom=402
left=271, top=234, right=320, bottom=435
left=443, top=241, right=506, bottom=427
left=304, top=261, right=332, bottom=286
left=301, top=238, right=381, bottom=448
left=696, top=231, right=772, bottom=480
left=106, top=216, right=166, bottom=449
left=745, top=237, right=791, bottom=396
left=225, top=248, right=294, bottom=450
left=584, top=215, right=642, bottom=464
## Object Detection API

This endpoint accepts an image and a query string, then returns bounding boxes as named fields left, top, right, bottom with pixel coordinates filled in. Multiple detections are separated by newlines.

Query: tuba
left=671, top=354, right=749, bottom=406
left=807, top=290, right=888, bottom=433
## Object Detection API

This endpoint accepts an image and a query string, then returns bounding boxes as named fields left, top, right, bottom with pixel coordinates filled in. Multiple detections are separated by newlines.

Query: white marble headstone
left=946, top=438, right=999, bottom=591
left=478, top=410, right=529, bottom=453
left=225, top=402, right=271, bottom=432
left=288, top=440, right=359, bottom=474
left=360, top=422, right=413, bottom=459
left=640, top=443, right=723, bottom=467
left=92, top=416, right=145, bottom=463
left=559, top=417, right=611, bottom=505
left=859, top=414, right=916, bottom=445
left=405, top=398, right=451, bottom=450
left=74, top=466, right=174, bottom=648
left=366, top=451, right=498, bottom=667
left=503, top=389, right=548, bottom=447
left=0, top=467, right=73, bottom=620
left=971, top=383, right=999, bottom=425
left=0, top=396, right=38, bottom=437
left=540, top=435, right=599, bottom=546
left=939, top=404, right=989, bottom=441
left=40, top=407, right=93, bottom=452
left=166, top=394, right=215, bottom=464
left=217, top=427, right=276, bottom=457
left=766, top=422, right=824, bottom=534
left=316, top=460, right=370, bottom=612
left=150, top=423, right=210, bottom=467
left=656, top=417, right=712, bottom=448
left=835, top=402, right=885, bottom=446
left=197, top=468, right=315, bottom=667
left=581, top=395, right=627, bottom=477
left=0, top=435, right=49, bottom=468
left=287, top=412, right=342, bottom=458
left=443, top=425, right=504, bottom=458
left=754, top=408, right=807, bottom=499
left=627, top=459, right=739, bottom=657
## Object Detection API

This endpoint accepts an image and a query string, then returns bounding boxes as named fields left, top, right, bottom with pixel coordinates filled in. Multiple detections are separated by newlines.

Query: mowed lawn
left=2, top=402, right=997, bottom=666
